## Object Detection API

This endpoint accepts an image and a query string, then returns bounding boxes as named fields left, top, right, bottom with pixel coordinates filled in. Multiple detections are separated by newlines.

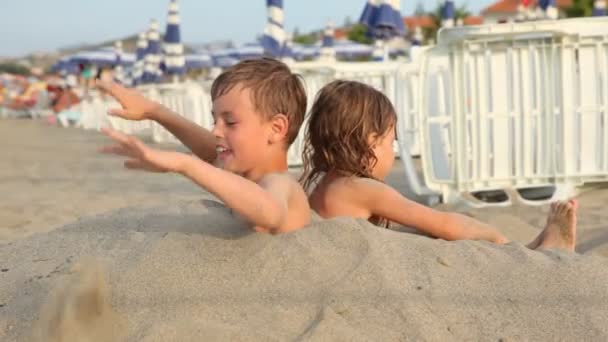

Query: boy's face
left=211, top=85, right=276, bottom=179
left=370, top=125, right=395, bottom=180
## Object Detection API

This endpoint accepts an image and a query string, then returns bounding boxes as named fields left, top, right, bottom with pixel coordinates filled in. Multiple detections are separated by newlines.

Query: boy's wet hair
left=210, top=58, right=307, bottom=146
left=300, top=80, right=397, bottom=226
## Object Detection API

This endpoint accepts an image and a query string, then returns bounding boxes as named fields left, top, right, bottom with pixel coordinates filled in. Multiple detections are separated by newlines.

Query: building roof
left=482, top=0, right=573, bottom=15
left=403, top=16, right=436, bottom=30
left=402, top=15, right=484, bottom=30
left=463, top=16, right=485, bottom=25
left=334, top=28, right=349, bottom=40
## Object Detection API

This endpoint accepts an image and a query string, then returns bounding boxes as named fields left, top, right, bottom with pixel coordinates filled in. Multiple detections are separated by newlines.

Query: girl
left=301, top=80, right=577, bottom=252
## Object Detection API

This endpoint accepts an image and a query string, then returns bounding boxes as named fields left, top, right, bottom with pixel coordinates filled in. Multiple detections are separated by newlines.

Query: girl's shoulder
left=325, top=176, right=388, bottom=195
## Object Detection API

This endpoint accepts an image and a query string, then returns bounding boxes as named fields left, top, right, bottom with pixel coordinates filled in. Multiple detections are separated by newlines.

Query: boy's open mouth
left=216, top=146, right=232, bottom=159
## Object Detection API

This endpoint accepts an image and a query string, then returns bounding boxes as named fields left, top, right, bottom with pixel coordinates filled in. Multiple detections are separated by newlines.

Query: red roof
left=403, top=16, right=436, bottom=30
left=334, top=28, right=348, bottom=40
left=463, top=16, right=484, bottom=25
left=482, top=0, right=573, bottom=14
left=402, top=15, right=484, bottom=30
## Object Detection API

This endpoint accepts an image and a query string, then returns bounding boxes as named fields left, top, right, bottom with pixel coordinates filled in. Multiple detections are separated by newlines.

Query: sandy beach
left=1, top=119, right=608, bottom=341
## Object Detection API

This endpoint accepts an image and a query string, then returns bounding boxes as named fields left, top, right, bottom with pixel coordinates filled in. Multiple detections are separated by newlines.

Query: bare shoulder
left=329, top=176, right=393, bottom=198
left=258, top=172, right=308, bottom=202
left=259, top=172, right=310, bottom=232
left=258, top=172, right=301, bottom=190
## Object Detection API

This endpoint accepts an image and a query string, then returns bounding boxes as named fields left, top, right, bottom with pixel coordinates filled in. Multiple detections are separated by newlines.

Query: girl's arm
left=356, top=179, right=508, bottom=243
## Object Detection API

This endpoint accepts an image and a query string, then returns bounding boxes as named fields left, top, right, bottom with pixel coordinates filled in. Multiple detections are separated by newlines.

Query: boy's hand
left=99, top=128, right=186, bottom=173
left=96, top=81, right=160, bottom=121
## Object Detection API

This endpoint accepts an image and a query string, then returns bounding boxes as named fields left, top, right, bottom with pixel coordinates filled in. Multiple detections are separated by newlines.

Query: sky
left=0, top=0, right=495, bottom=57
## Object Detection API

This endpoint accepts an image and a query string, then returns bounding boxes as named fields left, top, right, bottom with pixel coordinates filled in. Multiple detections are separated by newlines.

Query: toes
left=569, top=199, right=579, bottom=210
left=560, top=201, right=570, bottom=214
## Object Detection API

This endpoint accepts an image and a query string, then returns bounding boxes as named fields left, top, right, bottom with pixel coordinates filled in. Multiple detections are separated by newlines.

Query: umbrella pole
left=383, top=41, right=389, bottom=62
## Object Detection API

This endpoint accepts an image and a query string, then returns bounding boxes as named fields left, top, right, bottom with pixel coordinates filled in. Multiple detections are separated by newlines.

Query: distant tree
left=0, top=63, right=30, bottom=76
left=426, top=3, right=471, bottom=40
left=347, top=24, right=373, bottom=44
left=293, top=32, right=318, bottom=45
left=564, top=0, right=594, bottom=17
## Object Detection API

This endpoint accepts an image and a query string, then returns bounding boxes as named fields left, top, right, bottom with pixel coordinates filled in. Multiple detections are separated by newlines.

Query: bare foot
left=533, top=200, right=578, bottom=252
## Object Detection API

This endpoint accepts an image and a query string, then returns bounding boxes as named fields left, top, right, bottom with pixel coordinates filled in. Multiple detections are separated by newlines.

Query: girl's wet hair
left=300, top=80, right=397, bottom=225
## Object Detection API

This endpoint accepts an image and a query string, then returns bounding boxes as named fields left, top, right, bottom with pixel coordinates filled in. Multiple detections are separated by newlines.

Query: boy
left=98, top=58, right=310, bottom=234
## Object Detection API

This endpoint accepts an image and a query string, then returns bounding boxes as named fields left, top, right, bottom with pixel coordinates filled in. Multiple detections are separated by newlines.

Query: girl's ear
left=367, top=132, right=380, bottom=148
left=268, top=113, right=289, bottom=144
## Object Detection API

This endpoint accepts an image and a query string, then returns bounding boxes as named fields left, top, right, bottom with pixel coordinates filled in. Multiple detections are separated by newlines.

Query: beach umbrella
left=365, top=0, right=405, bottom=39
left=66, top=49, right=134, bottom=67
left=594, top=0, right=606, bottom=16
left=210, top=43, right=264, bottom=61
left=538, top=0, right=558, bottom=20
left=113, top=41, right=127, bottom=84
left=51, top=57, right=80, bottom=75
left=184, top=54, right=213, bottom=69
left=132, top=31, right=148, bottom=85
left=359, top=0, right=405, bottom=61
left=235, top=44, right=265, bottom=59
left=163, top=0, right=186, bottom=77
left=260, top=0, right=286, bottom=57
left=319, top=21, right=336, bottom=62
left=291, top=44, right=319, bottom=60
left=281, top=32, right=296, bottom=63
left=330, top=40, right=371, bottom=60
left=142, top=19, right=163, bottom=83
left=359, top=0, right=378, bottom=27
left=441, top=0, right=455, bottom=28
left=212, top=56, right=239, bottom=68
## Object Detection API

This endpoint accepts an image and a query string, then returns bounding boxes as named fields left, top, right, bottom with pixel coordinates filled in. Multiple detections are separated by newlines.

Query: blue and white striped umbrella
left=66, top=49, right=134, bottom=67
left=132, top=31, right=148, bottom=85
left=319, top=21, right=336, bottom=61
left=163, top=0, right=186, bottom=75
left=281, top=32, right=296, bottom=63
left=260, top=0, right=286, bottom=57
left=359, top=0, right=405, bottom=62
left=334, top=40, right=374, bottom=59
left=184, top=54, right=213, bottom=69
left=538, top=0, right=558, bottom=20
left=212, top=56, right=239, bottom=68
left=210, top=44, right=264, bottom=61
left=361, top=0, right=405, bottom=39
left=235, top=44, right=265, bottom=59
left=359, top=0, right=378, bottom=27
left=51, top=57, right=80, bottom=75
left=291, top=44, right=319, bottom=60
left=113, top=41, right=127, bottom=84
left=142, top=19, right=163, bottom=83
left=594, top=0, right=606, bottom=16
left=441, top=0, right=455, bottom=28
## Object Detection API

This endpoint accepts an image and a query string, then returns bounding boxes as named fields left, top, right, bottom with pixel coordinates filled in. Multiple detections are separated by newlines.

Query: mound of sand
left=1, top=200, right=608, bottom=341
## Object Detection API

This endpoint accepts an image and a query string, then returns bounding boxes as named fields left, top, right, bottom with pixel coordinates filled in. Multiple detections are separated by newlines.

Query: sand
left=1, top=119, right=608, bottom=341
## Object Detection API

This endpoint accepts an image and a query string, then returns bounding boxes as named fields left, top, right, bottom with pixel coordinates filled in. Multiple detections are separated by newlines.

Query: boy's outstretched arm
left=100, top=128, right=299, bottom=233
left=97, top=81, right=217, bottom=163
left=358, top=179, right=508, bottom=243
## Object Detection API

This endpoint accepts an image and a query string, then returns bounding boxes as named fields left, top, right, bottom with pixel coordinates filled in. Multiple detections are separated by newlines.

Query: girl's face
left=369, top=125, right=395, bottom=180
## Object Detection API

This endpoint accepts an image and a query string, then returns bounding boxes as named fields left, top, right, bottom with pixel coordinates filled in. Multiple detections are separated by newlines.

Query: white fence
left=419, top=17, right=608, bottom=205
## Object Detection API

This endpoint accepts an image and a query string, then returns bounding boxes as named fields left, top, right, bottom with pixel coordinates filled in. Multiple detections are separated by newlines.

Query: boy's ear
left=268, top=113, right=289, bottom=144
